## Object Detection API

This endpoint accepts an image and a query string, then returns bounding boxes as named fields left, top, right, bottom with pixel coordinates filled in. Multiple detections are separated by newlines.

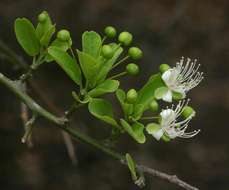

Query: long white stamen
left=160, top=100, right=200, bottom=139
left=162, top=57, right=204, bottom=96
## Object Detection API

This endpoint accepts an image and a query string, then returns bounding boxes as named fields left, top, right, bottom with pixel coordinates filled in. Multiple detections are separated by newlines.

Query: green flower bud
left=126, top=63, right=139, bottom=75
left=181, top=106, right=196, bottom=118
left=128, top=47, right=143, bottom=60
left=126, top=89, right=138, bottom=104
left=159, top=64, right=170, bottom=73
left=172, top=92, right=183, bottom=100
left=149, top=100, right=158, bottom=112
left=101, top=45, right=114, bottom=59
left=118, top=31, right=133, bottom=46
left=38, top=12, right=47, bottom=23
left=104, top=26, right=116, bottom=38
left=57, top=29, right=71, bottom=41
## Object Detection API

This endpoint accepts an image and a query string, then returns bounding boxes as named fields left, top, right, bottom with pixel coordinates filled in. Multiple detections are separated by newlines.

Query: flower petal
left=162, top=69, right=172, bottom=84
left=162, top=89, right=172, bottom=102
left=154, top=86, right=169, bottom=100
left=146, top=123, right=163, bottom=141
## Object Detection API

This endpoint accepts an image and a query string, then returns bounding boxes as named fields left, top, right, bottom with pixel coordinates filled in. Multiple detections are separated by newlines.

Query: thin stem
left=108, top=71, right=127, bottom=80
left=101, top=36, right=107, bottom=44
left=112, top=56, right=129, bottom=70
left=140, top=116, right=160, bottom=121
left=21, top=114, right=37, bottom=144
left=65, top=102, right=84, bottom=117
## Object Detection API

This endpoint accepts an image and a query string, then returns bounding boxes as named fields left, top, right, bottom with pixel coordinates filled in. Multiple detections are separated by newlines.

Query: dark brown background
left=0, top=0, right=228, bottom=189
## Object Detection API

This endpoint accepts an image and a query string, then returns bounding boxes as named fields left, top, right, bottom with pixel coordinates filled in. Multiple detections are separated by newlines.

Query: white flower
left=160, top=57, right=203, bottom=102
left=146, top=100, right=200, bottom=140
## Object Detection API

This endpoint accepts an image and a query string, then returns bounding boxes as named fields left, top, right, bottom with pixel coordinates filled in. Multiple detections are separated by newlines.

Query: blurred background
left=0, top=0, right=228, bottom=189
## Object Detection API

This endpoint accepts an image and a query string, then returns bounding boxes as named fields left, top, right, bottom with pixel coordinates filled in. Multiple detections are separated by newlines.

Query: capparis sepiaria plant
left=0, top=11, right=204, bottom=189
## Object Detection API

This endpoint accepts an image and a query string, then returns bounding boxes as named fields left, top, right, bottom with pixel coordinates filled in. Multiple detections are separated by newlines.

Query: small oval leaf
left=48, top=47, right=81, bottom=85
left=88, top=98, right=119, bottom=128
left=88, top=79, right=119, bottom=97
left=126, top=153, right=137, bottom=181
left=82, top=31, right=102, bottom=58
left=14, top=18, right=40, bottom=56
left=120, top=119, right=146, bottom=144
left=77, top=50, right=101, bottom=86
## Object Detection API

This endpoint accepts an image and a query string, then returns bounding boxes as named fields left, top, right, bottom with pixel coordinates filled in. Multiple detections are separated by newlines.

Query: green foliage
left=88, top=79, right=119, bottom=97
left=77, top=50, right=101, bottom=88
left=82, top=31, right=102, bottom=58
left=12, top=12, right=202, bottom=172
left=48, top=47, right=81, bottom=85
left=120, top=119, right=146, bottom=144
left=14, top=18, right=40, bottom=56
left=88, top=98, right=119, bottom=128
left=95, top=43, right=123, bottom=83
left=136, top=74, right=164, bottom=110
left=126, top=153, right=137, bottom=180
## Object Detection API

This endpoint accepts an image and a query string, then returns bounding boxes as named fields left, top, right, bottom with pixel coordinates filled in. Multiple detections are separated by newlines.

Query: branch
left=0, top=73, right=67, bottom=125
left=0, top=72, right=199, bottom=190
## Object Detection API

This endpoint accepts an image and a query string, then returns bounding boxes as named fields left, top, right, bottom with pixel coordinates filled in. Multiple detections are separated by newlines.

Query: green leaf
left=126, top=153, right=137, bottom=181
left=48, top=47, right=81, bottom=85
left=77, top=50, right=101, bottom=86
left=154, top=86, right=169, bottom=99
left=96, top=43, right=123, bottom=83
left=116, top=88, right=126, bottom=105
left=40, top=25, right=55, bottom=47
left=123, top=103, right=134, bottom=116
left=88, top=98, right=119, bottom=128
left=135, top=74, right=164, bottom=111
left=82, top=31, right=102, bottom=58
left=88, top=79, right=119, bottom=97
left=14, top=18, right=40, bottom=56
left=45, top=38, right=72, bottom=62
left=120, top=119, right=146, bottom=144
left=36, top=11, right=53, bottom=39
left=132, top=104, right=144, bottom=120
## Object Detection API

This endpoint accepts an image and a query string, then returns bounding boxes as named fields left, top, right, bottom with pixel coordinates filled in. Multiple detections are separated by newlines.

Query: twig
left=0, top=72, right=199, bottom=190
left=21, top=114, right=37, bottom=144
left=20, top=82, right=33, bottom=147
left=134, top=164, right=199, bottom=190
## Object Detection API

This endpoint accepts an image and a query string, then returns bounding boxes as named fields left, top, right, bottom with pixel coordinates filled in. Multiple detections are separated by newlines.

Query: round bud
left=159, top=64, right=170, bottom=73
left=118, top=31, right=133, bottom=46
left=181, top=106, right=196, bottom=118
left=126, top=89, right=138, bottom=104
left=172, top=92, right=183, bottom=101
left=57, top=29, right=71, bottom=41
left=149, top=100, right=158, bottom=112
left=38, top=13, right=47, bottom=23
left=101, top=45, right=114, bottom=59
left=104, top=26, right=116, bottom=38
left=126, top=63, right=139, bottom=75
left=128, top=47, right=143, bottom=60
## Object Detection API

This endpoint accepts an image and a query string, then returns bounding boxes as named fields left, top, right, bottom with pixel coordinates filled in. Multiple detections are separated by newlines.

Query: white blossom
left=161, top=57, right=203, bottom=102
left=146, top=100, right=200, bottom=140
